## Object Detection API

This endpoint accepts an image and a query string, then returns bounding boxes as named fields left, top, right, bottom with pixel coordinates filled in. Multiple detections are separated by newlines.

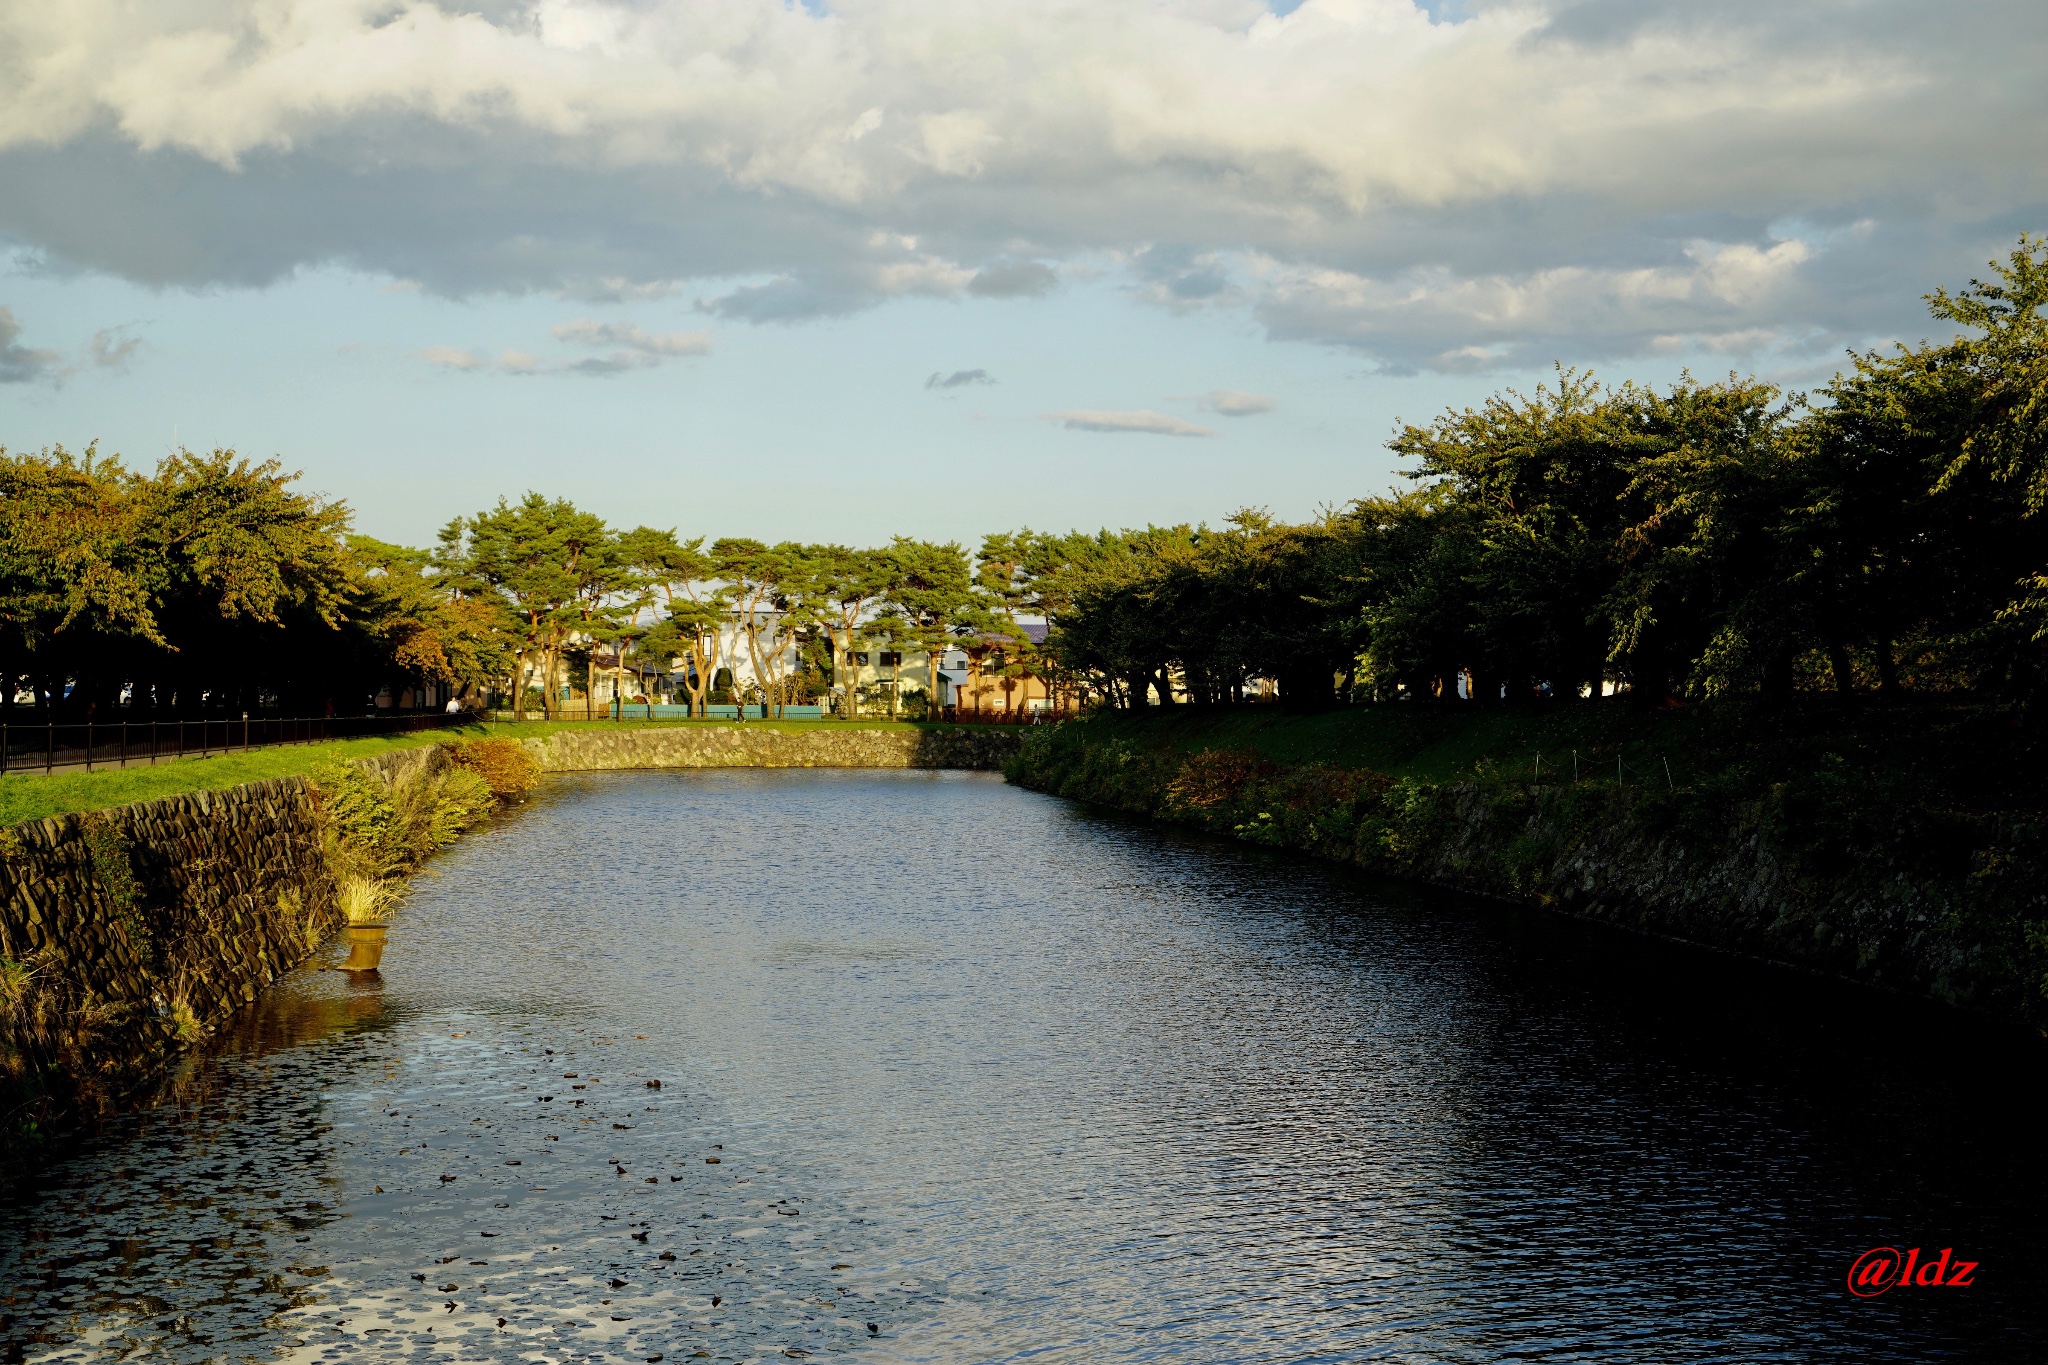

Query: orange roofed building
left=937, top=624, right=1079, bottom=718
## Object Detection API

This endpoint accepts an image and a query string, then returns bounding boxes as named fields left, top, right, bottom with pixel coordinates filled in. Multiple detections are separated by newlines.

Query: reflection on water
left=2, top=770, right=2044, bottom=1363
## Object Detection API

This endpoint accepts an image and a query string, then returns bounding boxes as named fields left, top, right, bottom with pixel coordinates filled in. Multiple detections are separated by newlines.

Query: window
left=854, top=653, right=869, bottom=666
left=879, top=652, right=901, bottom=667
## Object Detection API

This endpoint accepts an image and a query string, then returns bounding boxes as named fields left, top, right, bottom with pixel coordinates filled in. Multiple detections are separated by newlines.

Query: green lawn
left=0, top=717, right=943, bottom=826
left=1070, top=704, right=1710, bottom=784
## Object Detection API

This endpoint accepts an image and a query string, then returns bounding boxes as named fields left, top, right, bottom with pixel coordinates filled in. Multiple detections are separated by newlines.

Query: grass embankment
left=0, top=717, right=944, bottom=826
left=1010, top=702, right=2048, bottom=1024
left=1054, top=700, right=2047, bottom=806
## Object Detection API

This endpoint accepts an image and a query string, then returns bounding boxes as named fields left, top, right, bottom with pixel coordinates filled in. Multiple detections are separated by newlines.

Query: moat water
left=2, top=770, right=2043, bottom=1362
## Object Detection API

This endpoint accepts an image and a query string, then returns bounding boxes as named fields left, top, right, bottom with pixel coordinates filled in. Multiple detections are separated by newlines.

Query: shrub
left=448, top=738, right=539, bottom=798
left=312, top=755, right=498, bottom=880
left=1166, top=748, right=1278, bottom=812
left=312, top=759, right=398, bottom=881
left=337, top=876, right=395, bottom=925
left=398, top=764, right=496, bottom=861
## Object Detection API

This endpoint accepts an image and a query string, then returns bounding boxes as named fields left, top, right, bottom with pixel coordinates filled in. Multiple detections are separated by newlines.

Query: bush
left=448, top=738, right=540, bottom=798
left=312, top=755, right=498, bottom=881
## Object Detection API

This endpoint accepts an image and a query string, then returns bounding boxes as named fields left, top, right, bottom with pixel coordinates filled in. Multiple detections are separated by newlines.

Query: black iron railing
left=0, top=712, right=472, bottom=777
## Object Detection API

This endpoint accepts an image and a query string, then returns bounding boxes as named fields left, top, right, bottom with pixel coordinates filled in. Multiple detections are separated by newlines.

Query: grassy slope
left=0, top=718, right=940, bottom=826
left=1060, top=698, right=2048, bottom=814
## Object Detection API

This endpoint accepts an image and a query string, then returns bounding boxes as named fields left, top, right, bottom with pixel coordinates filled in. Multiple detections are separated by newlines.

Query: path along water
left=2, top=770, right=2044, bottom=1363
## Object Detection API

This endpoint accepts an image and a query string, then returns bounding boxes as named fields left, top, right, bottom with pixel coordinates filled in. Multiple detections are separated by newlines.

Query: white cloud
left=1052, top=409, right=1216, bottom=437
left=968, top=261, right=1057, bottom=298
left=1203, top=389, right=1274, bottom=416
left=422, top=344, right=486, bottom=370
left=424, top=320, right=710, bottom=375
left=0, top=307, right=139, bottom=383
left=550, top=318, right=712, bottom=357
left=0, top=0, right=2041, bottom=361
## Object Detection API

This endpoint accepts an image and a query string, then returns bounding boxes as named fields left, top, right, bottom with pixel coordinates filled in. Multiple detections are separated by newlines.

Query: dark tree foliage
left=0, top=447, right=362, bottom=716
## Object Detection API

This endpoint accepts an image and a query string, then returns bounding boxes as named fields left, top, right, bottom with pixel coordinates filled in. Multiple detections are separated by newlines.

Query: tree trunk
left=1153, top=668, right=1175, bottom=708
left=840, top=627, right=857, bottom=720
left=1875, top=637, right=1901, bottom=696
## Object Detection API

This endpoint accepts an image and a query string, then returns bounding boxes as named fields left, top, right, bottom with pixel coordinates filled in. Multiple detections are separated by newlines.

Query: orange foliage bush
left=447, top=738, right=540, bottom=799
left=1166, top=748, right=1279, bottom=810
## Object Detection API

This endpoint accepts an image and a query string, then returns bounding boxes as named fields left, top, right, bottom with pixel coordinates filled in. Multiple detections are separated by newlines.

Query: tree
left=0, top=443, right=155, bottom=712
left=803, top=544, right=892, bottom=718
left=347, top=535, right=510, bottom=706
left=713, top=538, right=815, bottom=719
left=466, top=494, right=617, bottom=719
left=879, top=538, right=976, bottom=718
left=623, top=530, right=727, bottom=718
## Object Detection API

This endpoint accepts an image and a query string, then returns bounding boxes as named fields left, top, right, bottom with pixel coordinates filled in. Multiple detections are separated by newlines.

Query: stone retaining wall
left=523, top=725, right=1023, bottom=772
left=0, top=778, right=338, bottom=1144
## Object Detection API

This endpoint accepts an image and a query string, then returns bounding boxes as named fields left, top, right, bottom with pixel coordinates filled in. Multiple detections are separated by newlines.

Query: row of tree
left=4, top=237, right=2043, bottom=718
left=1025, top=236, right=2048, bottom=709
left=0, top=455, right=1010, bottom=718
left=418, top=510, right=991, bottom=718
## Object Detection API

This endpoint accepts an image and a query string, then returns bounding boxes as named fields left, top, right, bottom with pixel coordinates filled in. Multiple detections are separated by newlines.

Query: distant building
left=940, top=624, right=1067, bottom=716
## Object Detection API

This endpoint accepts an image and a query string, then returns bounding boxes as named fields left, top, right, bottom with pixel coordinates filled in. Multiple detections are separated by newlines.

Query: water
left=2, top=770, right=2043, bottom=1363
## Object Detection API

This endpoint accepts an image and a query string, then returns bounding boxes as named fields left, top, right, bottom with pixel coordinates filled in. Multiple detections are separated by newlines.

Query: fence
left=478, top=702, right=1068, bottom=723
left=485, top=703, right=827, bottom=721
left=938, top=707, right=1073, bottom=725
left=0, top=712, right=472, bottom=777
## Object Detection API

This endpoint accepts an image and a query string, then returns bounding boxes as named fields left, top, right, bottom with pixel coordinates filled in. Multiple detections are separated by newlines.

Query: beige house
left=839, top=624, right=1074, bottom=718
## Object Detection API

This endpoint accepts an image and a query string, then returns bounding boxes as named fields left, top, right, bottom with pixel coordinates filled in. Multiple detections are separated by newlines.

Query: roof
left=964, top=623, right=1049, bottom=647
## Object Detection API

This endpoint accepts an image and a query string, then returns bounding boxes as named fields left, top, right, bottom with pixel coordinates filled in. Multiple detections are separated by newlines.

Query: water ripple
left=2, top=770, right=2043, bottom=1363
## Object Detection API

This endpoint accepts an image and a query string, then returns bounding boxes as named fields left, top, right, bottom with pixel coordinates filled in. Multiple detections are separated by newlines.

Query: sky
left=1, top=0, right=2044, bottom=550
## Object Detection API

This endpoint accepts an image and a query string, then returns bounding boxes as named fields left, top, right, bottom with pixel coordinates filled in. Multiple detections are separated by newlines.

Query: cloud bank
left=1, top=0, right=2043, bottom=370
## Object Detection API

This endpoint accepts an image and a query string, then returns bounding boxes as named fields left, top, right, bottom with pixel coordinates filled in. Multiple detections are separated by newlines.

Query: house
left=835, top=623, right=1077, bottom=718
left=942, top=624, right=1073, bottom=716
